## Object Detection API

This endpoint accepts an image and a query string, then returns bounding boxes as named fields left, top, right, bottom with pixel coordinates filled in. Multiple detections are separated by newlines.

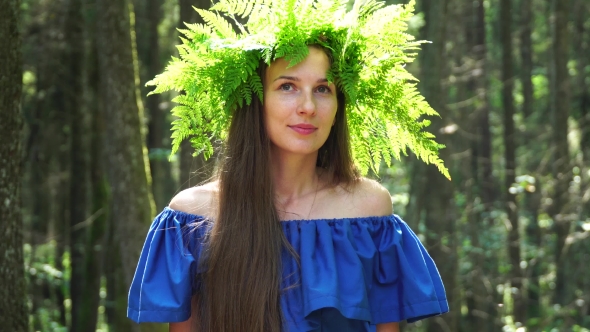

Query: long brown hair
left=194, top=50, right=359, bottom=332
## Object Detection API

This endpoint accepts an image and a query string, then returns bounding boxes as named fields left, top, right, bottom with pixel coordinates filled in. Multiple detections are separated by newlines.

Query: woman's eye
left=279, top=83, right=294, bottom=91
left=316, top=86, right=332, bottom=94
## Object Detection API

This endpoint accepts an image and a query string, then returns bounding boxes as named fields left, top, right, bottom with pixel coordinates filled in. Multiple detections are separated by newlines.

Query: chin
left=271, top=144, right=323, bottom=156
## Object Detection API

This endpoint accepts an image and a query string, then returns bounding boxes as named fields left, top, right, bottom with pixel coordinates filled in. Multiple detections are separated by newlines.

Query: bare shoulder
left=169, top=181, right=219, bottom=218
left=320, top=177, right=392, bottom=219
left=349, top=177, right=393, bottom=217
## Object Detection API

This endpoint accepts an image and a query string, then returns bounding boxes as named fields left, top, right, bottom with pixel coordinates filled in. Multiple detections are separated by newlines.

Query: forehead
left=265, top=47, right=331, bottom=82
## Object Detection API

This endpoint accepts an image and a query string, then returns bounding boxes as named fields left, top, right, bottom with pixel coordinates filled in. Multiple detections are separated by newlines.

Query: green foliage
left=24, top=241, right=112, bottom=332
left=147, top=0, right=449, bottom=178
left=24, top=242, right=68, bottom=331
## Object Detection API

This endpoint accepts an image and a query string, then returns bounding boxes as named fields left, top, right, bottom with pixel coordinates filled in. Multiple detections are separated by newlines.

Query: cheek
left=322, top=100, right=338, bottom=122
left=262, top=102, right=284, bottom=136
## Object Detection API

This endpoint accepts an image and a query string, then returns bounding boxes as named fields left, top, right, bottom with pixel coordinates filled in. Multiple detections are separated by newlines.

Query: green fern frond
left=211, top=0, right=257, bottom=18
left=195, top=7, right=237, bottom=39
left=147, top=0, right=450, bottom=177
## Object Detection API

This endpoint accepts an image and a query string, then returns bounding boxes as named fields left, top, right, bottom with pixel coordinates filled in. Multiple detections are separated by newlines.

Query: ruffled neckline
left=128, top=206, right=449, bottom=328
left=163, top=206, right=398, bottom=223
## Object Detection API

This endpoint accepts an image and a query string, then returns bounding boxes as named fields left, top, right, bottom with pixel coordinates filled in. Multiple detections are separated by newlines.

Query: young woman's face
left=263, top=47, right=338, bottom=158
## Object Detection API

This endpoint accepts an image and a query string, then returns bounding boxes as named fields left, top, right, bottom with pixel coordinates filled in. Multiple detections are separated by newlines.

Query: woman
left=128, top=1, right=449, bottom=331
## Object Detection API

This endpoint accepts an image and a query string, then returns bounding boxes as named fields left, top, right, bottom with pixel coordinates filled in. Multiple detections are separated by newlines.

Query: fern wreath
left=147, top=0, right=450, bottom=179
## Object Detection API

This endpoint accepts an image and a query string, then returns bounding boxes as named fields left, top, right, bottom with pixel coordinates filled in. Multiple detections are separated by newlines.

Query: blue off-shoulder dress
left=127, top=207, right=448, bottom=331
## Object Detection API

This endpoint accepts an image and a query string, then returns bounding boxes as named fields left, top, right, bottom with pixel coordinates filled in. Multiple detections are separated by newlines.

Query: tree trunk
left=76, top=12, right=108, bottom=330
left=467, top=0, right=493, bottom=208
left=51, top=5, right=73, bottom=326
left=105, top=213, right=135, bottom=332
left=524, top=181, right=542, bottom=329
left=0, top=0, right=28, bottom=330
left=520, top=0, right=534, bottom=121
left=500, top=0, right=525, bottom=324
left=463, top=0, right=498, bottom=330
left=519, top=0, right=543, bottom=325
left=551, top=0, right=572, bottom=307
left=418, top=0, right=458, bottom=331
left=64, top=0, right=90, bottom=329
left=97, top=0, right=155, bottom=287
left=96, top=0, right=156, bottom=329
left=573, top=0, right=590, bottom=326
left=574, top=0, right=589, bottom=216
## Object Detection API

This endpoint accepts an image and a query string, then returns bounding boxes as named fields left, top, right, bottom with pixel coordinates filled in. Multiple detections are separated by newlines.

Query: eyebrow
left=273, top=75, right=329, bottom=83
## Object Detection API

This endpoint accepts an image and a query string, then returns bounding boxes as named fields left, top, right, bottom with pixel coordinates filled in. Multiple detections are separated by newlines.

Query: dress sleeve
left=368, top=215, right=449, bottom=323
left=127, top=208, right=205, bottom=323
left=281, top=215, right=448, bottom=329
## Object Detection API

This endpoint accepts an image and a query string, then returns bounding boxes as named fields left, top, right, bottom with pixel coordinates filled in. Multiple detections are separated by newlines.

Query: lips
left=289, top=123, right=317, bottom=135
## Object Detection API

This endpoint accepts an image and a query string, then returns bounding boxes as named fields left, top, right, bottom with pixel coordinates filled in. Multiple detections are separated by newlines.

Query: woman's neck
left=270, top=150, right=320, bottom=202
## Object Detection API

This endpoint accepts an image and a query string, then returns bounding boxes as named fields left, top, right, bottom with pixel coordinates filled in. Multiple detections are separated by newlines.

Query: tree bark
left=574, top=0, right=589, bottom=219
left=524, top=181, right=542, bottom=328
left=520, top=0, right=533, bottom=121
left=466, top=0, right=493, bottom=205
left=572, top=0, right=590, bottom=325
left=519, top=0, right=543, bottom=324
left=0, top=0, right=28, bottom=330
left=64, top=0, right=90, bottom=329
left=500, top=0, right=525, bottom=324
left=50, top=6, right=73, bottom=324
left=551, top=0, right=572, bottom=307
left=105, top=213, right=135, bottom=332
left=76, top=11, right=108, bottom=330
left=96, top=0, right=156, bottom=329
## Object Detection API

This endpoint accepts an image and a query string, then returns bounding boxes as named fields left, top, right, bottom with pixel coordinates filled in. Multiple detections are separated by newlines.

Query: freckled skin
left=263, top=47, right=338, bottom=160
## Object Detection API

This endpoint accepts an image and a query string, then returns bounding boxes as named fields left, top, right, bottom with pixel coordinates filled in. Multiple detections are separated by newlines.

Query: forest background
left=0, top=0, right=589, bottom=331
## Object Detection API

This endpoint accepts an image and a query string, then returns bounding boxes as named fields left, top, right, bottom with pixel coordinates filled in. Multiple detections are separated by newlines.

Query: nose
left=297, top=89, right=317, bottom=116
